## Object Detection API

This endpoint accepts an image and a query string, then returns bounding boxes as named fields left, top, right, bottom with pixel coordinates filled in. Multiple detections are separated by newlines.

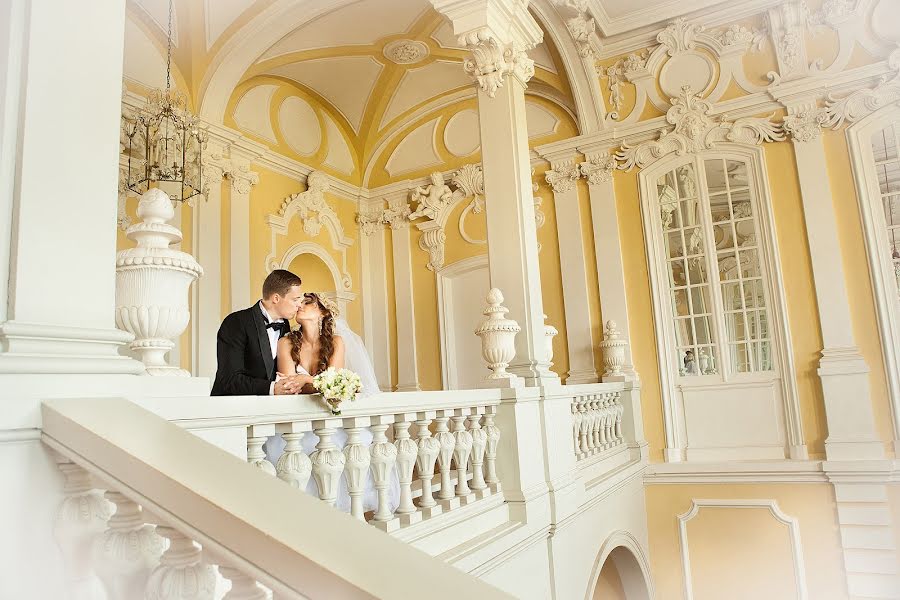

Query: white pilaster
left=579, top=149, right=639, bottom=381
left=192, top=146, right=227, bottom=381
left=228, top=150, right=259, bottom=312
left=544, top=155, right=598, bottom=384
left=359, top=201, right=393, bottom=392
left=385, top=195, right=420, bottom=392
left=783, top=95, right=883, bottom=461
left=433, top=0, right=555, bottom=386
left=0, top=0, right=141, bottom=374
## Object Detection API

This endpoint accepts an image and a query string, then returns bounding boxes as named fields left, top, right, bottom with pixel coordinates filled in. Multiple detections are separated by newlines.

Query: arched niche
left=586, top=532, right=653, bottom=600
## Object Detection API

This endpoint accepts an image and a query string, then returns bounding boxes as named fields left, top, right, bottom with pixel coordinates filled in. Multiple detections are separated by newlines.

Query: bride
left=265, top=292, right=399, bottom=514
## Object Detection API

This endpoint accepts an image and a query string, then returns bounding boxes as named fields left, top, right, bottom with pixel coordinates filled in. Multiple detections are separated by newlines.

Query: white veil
left=335, top=318, right=381, bottom=398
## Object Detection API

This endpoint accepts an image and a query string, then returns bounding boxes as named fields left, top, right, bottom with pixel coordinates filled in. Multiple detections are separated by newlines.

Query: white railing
left=41, top=381, right=644, bottom=599
left=42, top=396, right=514, bottom=600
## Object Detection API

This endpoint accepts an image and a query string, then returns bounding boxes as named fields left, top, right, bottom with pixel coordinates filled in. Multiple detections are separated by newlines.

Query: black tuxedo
left=211, top=304, right=288, bottom=396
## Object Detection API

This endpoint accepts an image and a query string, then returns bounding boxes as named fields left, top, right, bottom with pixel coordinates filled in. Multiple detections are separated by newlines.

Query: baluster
left=592, top=395, right=604, bottom=452
left=586, top=395, right=598, bottom=455
left=452, top=409, right=474, bottom=500
left=369, top=415, right=399, bottom=526
left=392, top=414, right=419, bottom=522
left=572, top=401, right=583, bottom=460
left=483, top=408, right=501, bottom=491
left=309, top=419, right=346, bottom=507
left=53, top=458, right=111, bottom=599
left=578, top=400, right=590, bottom=455
left=218, top=564, right=267, bottom=600
left=604, top=393, right=615, bottom=448
left=414, top=413, right=441, bottom=517
left=94, top=491, right=164, bottom=600
left=434, top=412, right=456, bottom=505
left=247, top=425, right=276, bottom=476
left=468, top=409, right=488, bottom=496
left=342, top=417, right=372, bottom=520
left=275, top=422, right=312, bottom=490
left=145, top=526, right=216, bottom=600
left=615, top=393, right=624, bottom=444
left=597, top=394, right=608, bottom=450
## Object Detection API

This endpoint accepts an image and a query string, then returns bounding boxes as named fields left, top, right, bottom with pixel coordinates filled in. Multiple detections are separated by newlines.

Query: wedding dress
left=264, top=319, right=400, bottom=515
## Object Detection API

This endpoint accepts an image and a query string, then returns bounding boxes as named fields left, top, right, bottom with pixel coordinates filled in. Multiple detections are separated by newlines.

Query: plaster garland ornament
left=615, top=86, right=784, bottom=170
left=226, top=160, right=260, bottom=195
left=580, top=153, right=617, bottom=184
left=475, top=288, right=522, bottom=382
left=597, top=51, right=648, bottom=117
left=766, top=2, right=810, bottom=83
left=824, top=47, right=900, bottom=128
left=533, top=170, right=545, bottom=252
left=566, top=12, right=596, bottom=58
left=461, top=29, right=535, bottom=97
left=805, top=0, right=855, bottom=32
left=382, top=39, right=429, bottom=65
left=115, top=188, right=203, bottom=375
left=544, top=160, right=581, bottom=193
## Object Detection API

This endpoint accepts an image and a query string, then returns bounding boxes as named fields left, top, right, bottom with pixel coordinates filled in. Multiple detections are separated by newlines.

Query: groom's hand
left=274, top=374, right=301, bottom=395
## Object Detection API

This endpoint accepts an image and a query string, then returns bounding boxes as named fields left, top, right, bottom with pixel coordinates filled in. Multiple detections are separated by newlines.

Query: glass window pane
left=673, top=289, right=689, bottom=317
left=718, top=250, right=739, bottom=280
left=677, top=163, right=698, bottom=198
left=674, top=318, right=694, bottom=346
left=726, top=160, right=749, bottom=188
left=726, top=312, right=749, bottom=343
left=731, top=189, right=753, bottom=219
left=686, top=258, right=708, bottom=285
left=680, top=198, right=699, bottom=227
left=705, top=159, right=727, bottom=194
left=697, top=346, right=718, bottom=374
left=690, top=286, right=711, bottom=314
left=871, top=126, right=897, bottom=162
left=684, top=227, right=704, bottom=256
left=710, top=193, right=730, bottom=222
left=731, top=343, right=751, bottom=372
left=721, top=281, right=743, bottom=310
left=694, top=316, right=712, bottom=344
left=739, top=249, right=761, bottom=278
left=679, top=348, right=698, bottom=375
left=753, top=341, right=772, bottom=371
left=670, top=259, right=687, bottom=286
left=666, top=230, right=684, bottom=258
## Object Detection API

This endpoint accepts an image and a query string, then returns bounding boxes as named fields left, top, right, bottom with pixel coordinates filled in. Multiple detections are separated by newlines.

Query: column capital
left=384, top=197, right=412, bottom=230
left=579, top=152, right=617, bottom=185
left=772, top=92, right=830, bottom=143
left=430, top=0, right=542, bottom=96
left=544, top=159, right=581, bottom=194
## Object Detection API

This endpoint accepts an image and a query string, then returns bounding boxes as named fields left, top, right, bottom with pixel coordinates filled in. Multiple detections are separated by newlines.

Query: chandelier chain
left=166, top=0, right=173, bottom=93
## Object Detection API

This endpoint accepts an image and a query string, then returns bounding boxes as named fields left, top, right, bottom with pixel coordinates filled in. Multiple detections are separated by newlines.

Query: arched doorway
left=587, top=533, right=653, bottom=600
left=288, top=252, right=336, bottom=296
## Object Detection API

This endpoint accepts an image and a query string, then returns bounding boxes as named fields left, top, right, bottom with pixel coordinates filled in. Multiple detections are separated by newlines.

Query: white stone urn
left=543, top=314, right=558, bottom=368
left=599, top=320, right=627, bottom=378
left=115, top=188, right=203, bottom=376
left=475, top=288, right=521, bottom=381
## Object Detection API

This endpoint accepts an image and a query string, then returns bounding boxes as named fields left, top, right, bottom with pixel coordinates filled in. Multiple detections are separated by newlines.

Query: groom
left=211, top=269, right=305, bottom=396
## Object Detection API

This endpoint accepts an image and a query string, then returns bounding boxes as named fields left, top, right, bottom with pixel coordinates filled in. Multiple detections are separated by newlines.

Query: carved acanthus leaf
left=461, top=30, right=535, bottom=97
left=580, top=154, right=617, bottom=184
left=545, top=161, right=581, bottom=193
left=824, top=48, right=900, bottom=128
left=657, top=18, right=704, bottom=57
left=782, top=105, right=830, bottom=142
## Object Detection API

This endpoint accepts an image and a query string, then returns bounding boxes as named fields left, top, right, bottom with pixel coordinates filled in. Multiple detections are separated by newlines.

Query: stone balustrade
left=246, top=402, right=503, bottom=532
left=571, top=390, right=625, bottom=462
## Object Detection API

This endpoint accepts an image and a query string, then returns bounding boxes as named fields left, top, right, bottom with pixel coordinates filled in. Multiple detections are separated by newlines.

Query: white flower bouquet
left=312, top=367, right=363, bottom=415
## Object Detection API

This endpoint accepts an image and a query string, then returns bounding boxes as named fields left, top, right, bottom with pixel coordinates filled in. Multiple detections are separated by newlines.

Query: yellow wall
left=646, top=484, right=848, bottom=600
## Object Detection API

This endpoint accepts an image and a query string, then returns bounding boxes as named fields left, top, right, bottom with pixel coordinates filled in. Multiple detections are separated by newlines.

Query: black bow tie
left=265, top=320, right=288, bottom=333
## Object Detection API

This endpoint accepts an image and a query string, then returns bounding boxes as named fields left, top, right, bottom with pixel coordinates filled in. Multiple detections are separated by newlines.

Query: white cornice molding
left=644, top=460, right=829, bottom=484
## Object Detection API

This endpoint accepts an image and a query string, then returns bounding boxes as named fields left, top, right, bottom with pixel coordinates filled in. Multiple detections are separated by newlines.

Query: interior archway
left=288, top=251, right=338, bottom=295
left=591, top=546, right=651, bottom=600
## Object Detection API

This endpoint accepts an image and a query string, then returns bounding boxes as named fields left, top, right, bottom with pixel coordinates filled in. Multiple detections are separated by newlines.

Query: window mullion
left=697, top=156, right=730, bottom=381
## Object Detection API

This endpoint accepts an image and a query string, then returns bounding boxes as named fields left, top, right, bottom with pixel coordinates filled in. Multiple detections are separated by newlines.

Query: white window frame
left=846, top=105, right=900, bottom=452
left=638, top=144, right=803, bottom=461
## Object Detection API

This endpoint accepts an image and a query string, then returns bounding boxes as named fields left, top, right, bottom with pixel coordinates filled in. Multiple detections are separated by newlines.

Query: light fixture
left=121, top=0, right=207, bottom=204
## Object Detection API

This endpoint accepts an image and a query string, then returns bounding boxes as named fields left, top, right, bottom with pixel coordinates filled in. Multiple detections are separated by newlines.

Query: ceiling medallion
left=383, top=40, right=429, bottom=65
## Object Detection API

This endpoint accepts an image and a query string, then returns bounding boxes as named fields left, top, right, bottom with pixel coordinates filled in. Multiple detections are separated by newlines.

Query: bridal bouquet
left=312, top=367, right=362, bottom=416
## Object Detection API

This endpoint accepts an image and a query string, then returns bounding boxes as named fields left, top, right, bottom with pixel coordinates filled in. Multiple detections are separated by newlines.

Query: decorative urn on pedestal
left=475, top=288, right=523, bottom=386
left=543, top=314, right=558, bottom=369
left=599, top=320, right=627, bottom=379
left=115, top=188, right=203, bottom=375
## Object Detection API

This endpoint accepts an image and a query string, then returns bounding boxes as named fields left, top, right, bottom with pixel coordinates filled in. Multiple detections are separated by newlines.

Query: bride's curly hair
left=287, top=293, right=336, bottom=375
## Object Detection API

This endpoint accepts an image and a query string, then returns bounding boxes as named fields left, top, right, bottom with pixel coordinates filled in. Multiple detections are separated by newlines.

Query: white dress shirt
left=259, top=301, right=286, bottom=394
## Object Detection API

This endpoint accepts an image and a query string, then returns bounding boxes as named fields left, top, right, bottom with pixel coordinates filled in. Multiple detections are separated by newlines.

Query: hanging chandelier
left=121, top=0, right=207, bottom=204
